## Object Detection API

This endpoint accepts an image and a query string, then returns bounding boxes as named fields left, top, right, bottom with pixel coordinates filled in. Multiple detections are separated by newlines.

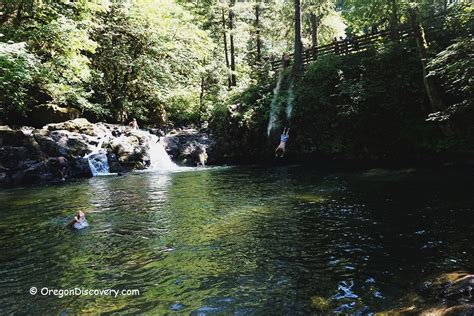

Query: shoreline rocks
left=0, top=119, right=217, bottom=188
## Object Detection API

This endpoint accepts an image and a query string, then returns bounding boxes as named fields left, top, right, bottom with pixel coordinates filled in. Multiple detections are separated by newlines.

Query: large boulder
left=0, top=147, right=33, bottom=169
left=9, top=161, right=53, bottom=186
left=29, top=103, right=81, bottom=127
left=0, top=125, right=27, bottom=146
left=107, top=130, right=153, bottom=170
left=45, top=118, right=107, bottom=137
left=45, top=157, right=92, bottom=179
left=161, top=128, right=216, bottom=166
left=106, top=152, right=124, bottom=173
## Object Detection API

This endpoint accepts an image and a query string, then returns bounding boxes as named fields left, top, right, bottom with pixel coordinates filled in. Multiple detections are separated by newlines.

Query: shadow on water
left=0, top=165, right=473, bottom=313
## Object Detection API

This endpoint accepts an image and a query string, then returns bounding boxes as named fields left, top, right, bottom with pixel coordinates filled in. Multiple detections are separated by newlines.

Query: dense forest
left=0, top=0, right=472, bottom=162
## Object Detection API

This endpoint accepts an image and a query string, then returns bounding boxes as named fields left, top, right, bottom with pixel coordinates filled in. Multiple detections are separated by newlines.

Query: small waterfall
left=267, top=71, right=285, bottom=137
left=88, top=153, right=110, bottom=176
left=85, top=139, right=110, bottom=176
left=84, top=130, right=180, bottom=176
left=148, top=135, right=179, bottom=172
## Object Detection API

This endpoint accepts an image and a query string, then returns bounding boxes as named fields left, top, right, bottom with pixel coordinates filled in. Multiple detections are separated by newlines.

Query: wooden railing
left=269, top=13, right=448, bottom=71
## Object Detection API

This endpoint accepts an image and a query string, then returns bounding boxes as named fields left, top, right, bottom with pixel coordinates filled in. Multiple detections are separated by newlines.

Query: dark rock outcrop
left=29, top=103, right=81, bottom=127
left=160, top=128, right=216, bottom=166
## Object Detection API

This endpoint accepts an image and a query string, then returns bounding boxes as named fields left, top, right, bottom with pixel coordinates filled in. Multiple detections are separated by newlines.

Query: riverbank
left=3, top=117, right=474, bottom=189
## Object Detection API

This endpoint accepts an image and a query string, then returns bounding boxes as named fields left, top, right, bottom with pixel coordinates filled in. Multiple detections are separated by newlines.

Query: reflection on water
left=0, top=165, right=473, bottom=314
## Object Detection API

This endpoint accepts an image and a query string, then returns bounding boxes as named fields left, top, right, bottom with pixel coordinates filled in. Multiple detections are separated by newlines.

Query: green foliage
left=0, top=41, right=39, bottom=120
left=427, top=36, right=473, bottom=125
left=0, top=0, right=217, bottom=125
left=293, top=46, right=432, bottom=157
left=340, top=0, right=448, bottom=32
left=89, top=1, right=214, bottom=124
left=210, top=80, right=274, bottom=162
left=0, top=0, right=99, bottom=122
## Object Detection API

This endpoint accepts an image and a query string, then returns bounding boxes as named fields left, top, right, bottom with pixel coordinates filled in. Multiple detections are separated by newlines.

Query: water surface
left=1, top=165, right=473, bottom=314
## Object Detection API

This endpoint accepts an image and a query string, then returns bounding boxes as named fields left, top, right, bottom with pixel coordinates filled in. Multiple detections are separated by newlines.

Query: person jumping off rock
left=275, top=127, right=290, bottom=158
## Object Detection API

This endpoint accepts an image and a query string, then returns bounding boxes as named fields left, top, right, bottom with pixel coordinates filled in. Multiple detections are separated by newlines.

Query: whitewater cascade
left=85, top=131, right=180, bottom=176
left=267, top=71, right=285, bottom=137
left=286, top=81, right=295, bottom=121
left=267, top=73, right=295, bottom=137
left=85, top=139, right=111, bottom=176
left=148, top=135, right=179, bottom=172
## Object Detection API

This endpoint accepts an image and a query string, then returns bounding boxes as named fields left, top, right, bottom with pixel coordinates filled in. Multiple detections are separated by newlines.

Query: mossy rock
left=45, top=118, right=96, bottom=136
left=30, top=103, right=80, bottom=128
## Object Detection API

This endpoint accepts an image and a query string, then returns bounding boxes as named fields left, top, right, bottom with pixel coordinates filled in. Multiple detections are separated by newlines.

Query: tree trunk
left=309, top=13, right=319, bottom=60
left=229, top=0, right=237, bottom=87
left=221, top=8, right=231, bottom=88
left=409, top=7, right=451, bottom=135
left=389, top=0, right=400, bottom=40
left=255, top=3, right=261, bottom=64
left=14, top=1, right=24, bottom=25
left=293, top=0, right=303, bottom=75
left=199, top=76, right=205, bottom=122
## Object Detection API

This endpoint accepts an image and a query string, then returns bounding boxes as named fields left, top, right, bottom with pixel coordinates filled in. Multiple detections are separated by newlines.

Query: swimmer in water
left=67, top=211, right=89, bottom=230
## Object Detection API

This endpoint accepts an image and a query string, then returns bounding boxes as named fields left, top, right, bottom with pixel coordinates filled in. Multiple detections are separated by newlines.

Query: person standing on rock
left=56, top=156, right=69, bottom=181
left=129, top=118, right=139, bottom=130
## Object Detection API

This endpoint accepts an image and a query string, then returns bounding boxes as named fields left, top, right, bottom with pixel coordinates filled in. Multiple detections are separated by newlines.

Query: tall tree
left=255, top=2, right=262, bottom=64
left=309, top=13, right=319, bottom=57
left=221, top=8, right=232, bottom=88
left=389, top=0, right=400, bottom=40
left=229, top=0, right=237, bottom=86
left=294, top=0, right=303, bottom=75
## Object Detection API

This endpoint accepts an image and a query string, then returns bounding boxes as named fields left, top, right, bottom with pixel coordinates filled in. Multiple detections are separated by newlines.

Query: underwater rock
left=420, top=304, right=474, bottom=315
left=310, top=296, right=330, bottom=311
left=380, top=271, right=474, bottom=315
left=422, top=271, right=474, bottom=303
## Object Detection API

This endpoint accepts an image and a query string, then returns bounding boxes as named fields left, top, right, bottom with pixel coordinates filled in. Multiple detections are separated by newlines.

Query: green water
left=1, top=165, right=473, bottom=314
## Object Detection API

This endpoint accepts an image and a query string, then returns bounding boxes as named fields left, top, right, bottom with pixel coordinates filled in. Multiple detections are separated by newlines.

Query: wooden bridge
left=269, top=12, right=452, bottom=71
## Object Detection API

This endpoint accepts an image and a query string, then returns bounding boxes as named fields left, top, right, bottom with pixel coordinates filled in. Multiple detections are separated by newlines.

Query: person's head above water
left=75, top=211, right=86, bottom=220
left=68, top=210, right=88, bottom=229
